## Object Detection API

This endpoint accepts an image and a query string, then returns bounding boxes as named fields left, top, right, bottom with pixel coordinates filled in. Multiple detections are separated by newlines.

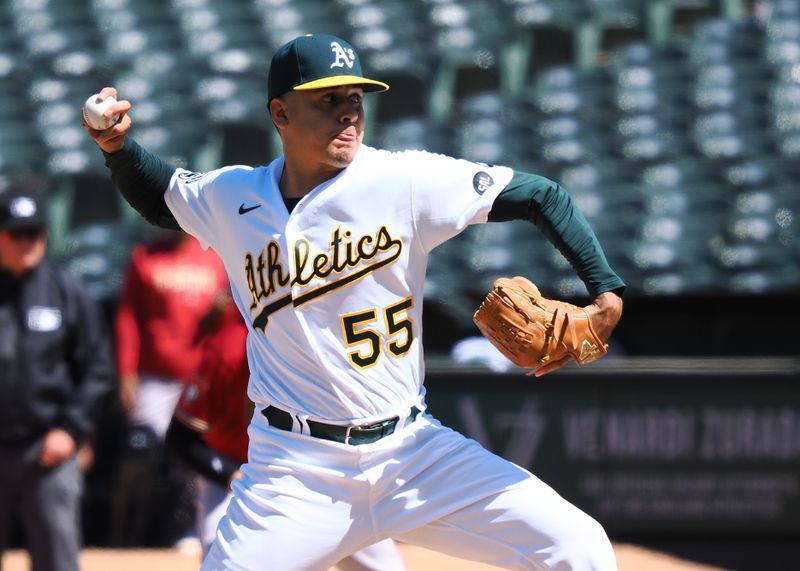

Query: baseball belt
left=262, top=405, right=422, bottom=446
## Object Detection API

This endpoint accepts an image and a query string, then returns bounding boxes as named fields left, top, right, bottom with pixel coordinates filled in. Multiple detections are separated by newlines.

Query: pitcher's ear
left=269, top=98, right=288, bottom=126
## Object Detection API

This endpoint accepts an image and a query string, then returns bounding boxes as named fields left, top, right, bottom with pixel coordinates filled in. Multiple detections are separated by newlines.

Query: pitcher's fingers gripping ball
left=82, top=93, right=120, bottom=130
left=473, top=276, right=608, bottom=372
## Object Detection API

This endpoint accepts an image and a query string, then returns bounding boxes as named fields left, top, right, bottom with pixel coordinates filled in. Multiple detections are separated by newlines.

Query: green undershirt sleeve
left=488, top=170, right=626, bottom=298
left=102, top=138, right=182, bottom=231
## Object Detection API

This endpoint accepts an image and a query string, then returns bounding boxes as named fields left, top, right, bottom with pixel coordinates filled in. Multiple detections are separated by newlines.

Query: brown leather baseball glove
left=473, top=276, right=608, bottom=371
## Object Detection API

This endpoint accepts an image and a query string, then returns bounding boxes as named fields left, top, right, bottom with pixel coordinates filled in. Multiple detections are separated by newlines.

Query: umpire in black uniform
left=0, top=185, right=114, bottom=571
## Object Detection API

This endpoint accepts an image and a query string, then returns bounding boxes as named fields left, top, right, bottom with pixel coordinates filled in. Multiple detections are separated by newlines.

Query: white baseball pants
left=201, top=412, right=617, bottom=571
left=195, top=476, right=405, bottom=570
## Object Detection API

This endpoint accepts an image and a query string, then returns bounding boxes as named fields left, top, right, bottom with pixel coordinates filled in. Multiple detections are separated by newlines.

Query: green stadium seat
left=424, top=1, right=506, bottom=119
left=345, top=4, right=434, bottom=121
left=375, top=117, right=437, bottom=152
left=578, top=0, right=644, bottom=69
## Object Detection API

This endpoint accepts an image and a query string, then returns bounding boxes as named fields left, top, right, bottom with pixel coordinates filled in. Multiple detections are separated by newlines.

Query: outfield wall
left=424, top=357, right=800, bottom=537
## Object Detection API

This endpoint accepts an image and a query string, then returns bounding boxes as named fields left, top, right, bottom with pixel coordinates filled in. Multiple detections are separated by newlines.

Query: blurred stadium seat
left=344, top=0, right=433, bottom=120
left=374, top=115, right=455, bottom=154
left=56, top=221, right=148, bottom=301
left=424, top=0, right=506, bottom=119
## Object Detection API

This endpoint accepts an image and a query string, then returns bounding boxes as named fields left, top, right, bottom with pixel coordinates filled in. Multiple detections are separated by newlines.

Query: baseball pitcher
left=84, top=33, right=624, bottom=571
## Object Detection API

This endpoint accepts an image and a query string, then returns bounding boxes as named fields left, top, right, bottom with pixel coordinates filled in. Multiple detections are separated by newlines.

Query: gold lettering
left=266, top=241, right=289, bottom=293
left=256, top=250, right=268, bottom=296
left=293, top=238, right=313, bottom=285
left=356, top=234, right=374, bottom=259
left=342, top=234, right=357, bottom=267
left=244, top=253, right=260, bottom=310
left=311, top=252, right=331, bottom=277
left=246, top=225, right=404, bottom=327
left=375, top=226, right=396, bottom=251
left=245, top=240, right=289, bottom=312
left=329, top=227, right=344, bottom=272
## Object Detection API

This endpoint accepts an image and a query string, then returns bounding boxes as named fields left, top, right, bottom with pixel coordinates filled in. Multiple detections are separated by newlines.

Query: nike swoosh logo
left=238, top=203, right=262, bottom=215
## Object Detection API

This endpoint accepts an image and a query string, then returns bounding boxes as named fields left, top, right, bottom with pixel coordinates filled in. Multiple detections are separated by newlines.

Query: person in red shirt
left=166, top=302, right=406, bottom=570
left=111, top=229, right=229, bottom=548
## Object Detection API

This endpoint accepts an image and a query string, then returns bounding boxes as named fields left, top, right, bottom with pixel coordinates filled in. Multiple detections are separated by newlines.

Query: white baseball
left=82, top=93, right=120, bottom=130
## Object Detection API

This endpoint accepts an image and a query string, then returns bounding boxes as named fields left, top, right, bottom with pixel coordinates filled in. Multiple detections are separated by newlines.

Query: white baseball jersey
left=165, top=145, right=512, bottom=422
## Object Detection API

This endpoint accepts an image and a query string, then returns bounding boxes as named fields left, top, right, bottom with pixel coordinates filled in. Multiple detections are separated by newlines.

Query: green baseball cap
left=268, top=33, right=390, bottom=101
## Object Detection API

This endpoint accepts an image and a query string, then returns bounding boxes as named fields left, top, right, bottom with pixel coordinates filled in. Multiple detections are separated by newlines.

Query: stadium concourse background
left=1, top=0, right=799, bottom=569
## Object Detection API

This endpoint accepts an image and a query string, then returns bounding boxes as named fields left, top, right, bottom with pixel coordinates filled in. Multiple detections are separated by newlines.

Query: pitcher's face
left=273, top=85, right=366, bottom=169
